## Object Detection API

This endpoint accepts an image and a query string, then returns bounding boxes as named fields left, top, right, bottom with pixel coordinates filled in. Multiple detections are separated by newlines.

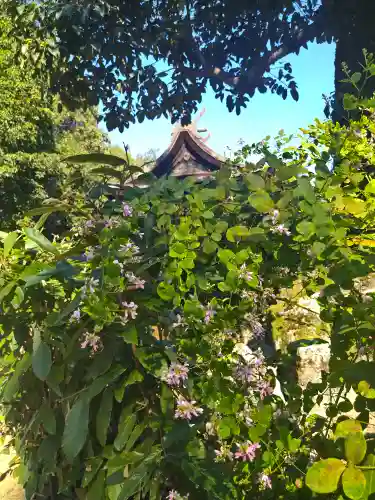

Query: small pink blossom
left=271, top=224, right=291, bottom=236
left=214, top=445, right=234, bottom=462
left=123, top=203, right=133, bottom=217
left=175, top=398, right=203, bottom=420
left=70, top=309, right=81, bottom=322
left=80, top=332, right=101, bottom=352
left=258, top=380, right=273, bottom=399
left=204, top=306, right=215, bottom=324
left=234, top=441, right=260, bottom=462
left=166, top=491, right=179, bottom=500
left=239, top=264, right=254, bottom=282
left=125, top=272, right=146, bottom=290
left=271, top=209, right=280, bottom=224
left=234, top=364, right=253, bottom=384
left=122, top=301, right=138, bottom=320
left=164, top=362, right=189, bottom=387
left=258, top=473, right=272, bottom=489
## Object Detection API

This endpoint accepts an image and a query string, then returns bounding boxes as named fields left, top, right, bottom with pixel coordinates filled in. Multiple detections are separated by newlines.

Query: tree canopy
left=6, top=0, right=375, bottom=129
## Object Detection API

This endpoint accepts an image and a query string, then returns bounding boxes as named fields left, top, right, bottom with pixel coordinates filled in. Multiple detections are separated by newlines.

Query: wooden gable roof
left=151, top=112, right=225, bottom=179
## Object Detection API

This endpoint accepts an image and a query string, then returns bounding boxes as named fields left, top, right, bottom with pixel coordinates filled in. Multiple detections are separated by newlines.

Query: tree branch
left=182, top=13, right=324, bottom=93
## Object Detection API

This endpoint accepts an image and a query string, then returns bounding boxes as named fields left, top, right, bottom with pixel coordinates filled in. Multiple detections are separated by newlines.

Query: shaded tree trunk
left=331, top=0, right=375, bottom=121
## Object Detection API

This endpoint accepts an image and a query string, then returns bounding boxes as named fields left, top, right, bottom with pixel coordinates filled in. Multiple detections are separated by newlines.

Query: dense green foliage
left=0, top=17, right=110, bottom=231
left=1, top=67, right=375, bottom=500
left=6, top=0, right=375, bottom=127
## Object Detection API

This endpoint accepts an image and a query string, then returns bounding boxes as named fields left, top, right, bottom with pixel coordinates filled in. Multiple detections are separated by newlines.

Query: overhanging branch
left=182, top=14, right=323, bottom=93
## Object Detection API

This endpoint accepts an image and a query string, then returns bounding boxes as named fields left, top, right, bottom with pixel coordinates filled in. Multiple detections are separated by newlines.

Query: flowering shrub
left=0, top=69, right=375, bottom=499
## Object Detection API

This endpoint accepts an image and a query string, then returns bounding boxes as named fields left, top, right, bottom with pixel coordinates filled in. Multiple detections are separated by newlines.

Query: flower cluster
left=123, top=203, right=133, bottom=217
left=234, top=364, right=253, bottom=384
left=175, top=398, right=203, bottom=420
left=125, top=271, right=146, bottom=290
left=166, top=491, right=189, bottom=500
left=82, top=277, right=99, bottom=296
left=239, top=264, right=254, bottom=282
left=81, top=332, right=102, bottom=352
left=164, top=362, right=189, bottom=387
left=258, top=473, right=272, bottom=490
left=214, top=444, right=234, bottom=462
left=271, top=223, right=291, bottom=236
left=204, top=306, right=215, bottom=324
left=122, top=301, right=138, bottom=321
left=70, top=309, right=81, bottom=322
left=234, top=441, right=260, bottom=461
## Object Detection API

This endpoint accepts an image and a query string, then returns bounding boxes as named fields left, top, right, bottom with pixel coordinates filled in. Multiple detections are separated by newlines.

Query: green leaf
left=306, top=458, right=346, bottom=494
left=96, top=389, right=113, bottom=447
left=24, top=228, right=59, bottom=254
left=90, top=166, right=123, bottom=179
left=248, top=191, right=274, bottom=212
left=295, top=177, right=316, bottom=204
left=62, top=397, right=90, bottom=462
left=342, top=466, right=366, bottom=500
left=335, top=420, right=363, bottom=439
left=124, top=424, right=145, bottom=452
left=46, top=294, right=82, bottom=326
left=345, top=432, right=367, bottom=465
left=87, top=470, right=106, bottom=500
left=107, top=485, right=122, bottom=500
left=118, top=454, right=159, bottom=500
left=351, top=72, right=362, bottom=84
left=115, top=370, right=144, bottom=402
left=296, top=220, right=315, bottom=239
left=82, top=457, right=104, bottom=488
left=157, top=282, right=175, bottom=301
left=358, top=381, right=375, bottom=399
left=226, top=225, right=250, bottom=242
left=363, top=454, right=375, bottom=498
left=32, top=330, right=52, bottom=381
left=25, top=204, right=71, bottom=216
left=114, top=410, right=137, bottom=451
left=64, top=152, right=126, bottom=166
left=121, top=325, right=138, bottom=344
left=3, top=353, right=31, bottom=402
left=203, top=238, right=217, bottom=254
left=245, top=173, right=265, bottom=190
left=343, top=94, right=357, bottom=111
left=4, top=232, right=18, bottom=257
left=365, top=180, right=375, bottom=195
left=0, top=281, right=16, bottom=303
left=11, top=286, right=24, bottom=309
left=40, top=403, right=56, bottom=435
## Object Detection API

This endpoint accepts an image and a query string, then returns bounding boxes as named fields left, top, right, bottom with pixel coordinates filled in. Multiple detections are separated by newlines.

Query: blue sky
left=103, top=41, right=335, bottom=158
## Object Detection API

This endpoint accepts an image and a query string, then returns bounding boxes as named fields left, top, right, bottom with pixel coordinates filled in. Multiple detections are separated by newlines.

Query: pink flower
left=164, top=363, right=189, bottom=387
left=271, top=224, right=291, bottom=236
left=214, top=445, right=234, bottom=462
left=80, top=332, right=101, bottom=352
left=175, top=398, right=203, bottom=420
left=70, top=309, right=81, bottom=322
left=234, top=364, right=253, bottom=384
left=204, top=306, right=215, bottom=324
left=258, top=380, right=273, bottom=399
left=123, top=203, right=133, bottom=217
left=166, top=491, right=179, bottom=500
left=234, top=441, right=260, bottom=462
left=125, top=272, right=145, bottom=290
left=258, top=473, right=272, bottom=489
left=239, top=264, right=254, bottom=282
left=122, top=301, right=138, bottom=320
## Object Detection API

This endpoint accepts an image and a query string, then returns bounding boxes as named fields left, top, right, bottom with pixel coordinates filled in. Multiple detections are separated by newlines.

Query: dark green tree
left=0, top=17, right=109, bottom=230
left=6, top=0, right=375, bottom=128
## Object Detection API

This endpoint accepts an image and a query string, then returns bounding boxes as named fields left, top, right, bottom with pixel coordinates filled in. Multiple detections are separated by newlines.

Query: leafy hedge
left=1, top=70, right=375, bottom=500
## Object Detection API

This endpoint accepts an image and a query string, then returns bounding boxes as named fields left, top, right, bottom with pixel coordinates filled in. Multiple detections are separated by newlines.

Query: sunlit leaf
left=342, top=466, right=366, bottom=500
left=306, top=458, right=346, bottom=494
